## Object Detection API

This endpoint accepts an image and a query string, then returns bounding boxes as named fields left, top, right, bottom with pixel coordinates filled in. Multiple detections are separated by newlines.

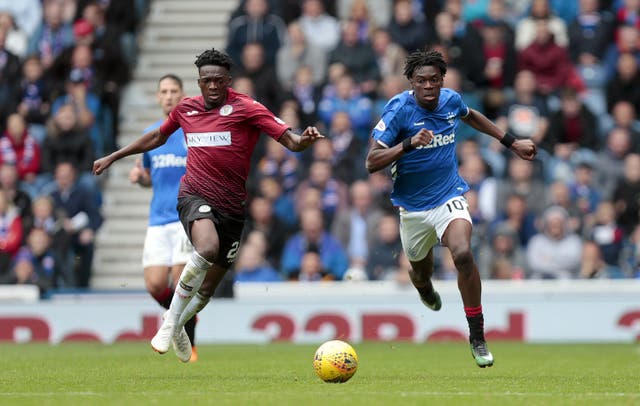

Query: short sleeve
left=371, top=98, right=404, bottom=148
left=456, top=92, right=470, bottom=118
left=159, top=110, right=181, bottom=136
left=247, top=100, right=290, bottom=140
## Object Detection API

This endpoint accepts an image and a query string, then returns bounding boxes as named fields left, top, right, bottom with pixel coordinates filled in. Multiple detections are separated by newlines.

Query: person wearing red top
left=0, top=113, right=41, bottom=196
left=93, top=47, right=324, bottom=362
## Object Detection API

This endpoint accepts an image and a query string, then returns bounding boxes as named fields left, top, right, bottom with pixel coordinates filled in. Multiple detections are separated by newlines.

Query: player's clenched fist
left=411, top=128, right=434, bottom=148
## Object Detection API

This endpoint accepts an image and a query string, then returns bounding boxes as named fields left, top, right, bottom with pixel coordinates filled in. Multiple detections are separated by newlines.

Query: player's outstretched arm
left=461, top=108, right=537, bottom=161
left=278, top=126, right=324, bottom=152
left=93, top=128, right=170, bottom=175
left=366, top=128, right=433, bottom=173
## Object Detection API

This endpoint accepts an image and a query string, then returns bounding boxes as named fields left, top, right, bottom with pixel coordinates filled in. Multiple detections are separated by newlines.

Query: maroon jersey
left=160, top=88, right=290, bottom=215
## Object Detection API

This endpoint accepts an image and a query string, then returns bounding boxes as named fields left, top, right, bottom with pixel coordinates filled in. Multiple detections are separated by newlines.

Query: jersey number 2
left=226, top=241, right=240, bottom=262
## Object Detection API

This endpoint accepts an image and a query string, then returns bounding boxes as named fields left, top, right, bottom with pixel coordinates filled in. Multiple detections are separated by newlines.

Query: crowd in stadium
left=1, top=0, right=640, bottom=294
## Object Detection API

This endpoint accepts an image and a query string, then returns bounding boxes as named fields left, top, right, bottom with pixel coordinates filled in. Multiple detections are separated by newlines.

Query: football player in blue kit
left=366, top=49, right=536, bottom=367
left=128, top=74, right=198, bottom=362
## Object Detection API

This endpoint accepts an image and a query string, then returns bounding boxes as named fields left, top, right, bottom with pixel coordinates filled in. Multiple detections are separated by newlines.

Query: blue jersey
left=142, top=120, right=187, bottom=226
left=371, top=89, right=470, bottom=211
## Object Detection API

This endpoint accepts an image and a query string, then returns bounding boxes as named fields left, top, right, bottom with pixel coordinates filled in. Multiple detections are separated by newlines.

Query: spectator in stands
left=39, top=102, right=97, bottom=200
left=49, top=161, right=102, bottom=288
left=459, top=152, right=498, bottom=223
left=73, top=8, right=131, bottom=152
left=518, top=19, right=575, bottom=98
left=479, top=17, right=517, bottom=90
left=497, top=156, right=547, bottom=216
left=366, top=212, right=402, bottom=280
left=286, top=66, right=322, bottom=128
left=612, top=153, right=640, bottom=236
left=328, top=19, right=380, bottom=96
left=546, top=179, right=583, bottom=234
left=387, top=0, right=429, bottom=53
left=604, top=100, right=640, bottom=150
left=569, top=160, right=602, bottom=219
left=256, top=175, right=297, bottom=228
left=297, top=250, right=327, bottom=281
left=338, top=0, right=391, bottom=28
left=325, top=112, right=367, bottom=184
left=294, top=159, right=348, bottom=227
left=496, top=70, right=549, bottom=145
left=0, top=163, right=32, bottom=235
left=594, top=127, right=633, bottom=198
left=27, top=0, right=74, bottom=69
left=0, top=114, right=41, bottom=198
left=0, top=11, right=27, bottom=58
left=255, top=137, right=300, bottom=196
left=0, top=189, right=22, bottom=273
left=244, top=195, right=292, bottom=267
left=7, top=228, right=56, bottom=294
left=432, top=11, right=485, bottom=88
left=276, top=21, right=326, bottom=91
left=297, top=0, right=341, bottom=53
left=515, top=0, right=569, bottom=50
left=233, top=42, right=283, bottom=112
left=343, top=0, right=378, bottom=42
left=526, top=205, right=583, bottom=279
left=331, top=179, right=383, bottom=269
left=542, top=87, right=600, bottom=181
left=281, top=207, right=348, bottom=280
left=491, top=192, right=538, bottom=249
left=602, top=24, right=640, bottom=81
left=581, top=200, right=625, bottom=278
left=605, top=51, right=640, bottom=113
left=234, top=230, right=282, bottom=282
left=50, top=50, right=105, bottom=157
left=16, top=55, right=52, bottom=144
left=226, top=0, right=287, bottom=66
left=373, top=74, right=408, bottom=123
left=317, top=74, right=373, bottom=141
left=371, top=27, right=407, bottom=78
left=477, top=223, right=526, bottom=280
left=568, top=0, right=615, bottom=67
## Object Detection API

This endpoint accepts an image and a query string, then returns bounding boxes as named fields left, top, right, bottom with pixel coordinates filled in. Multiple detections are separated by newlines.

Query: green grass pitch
left=0, top=342, right=638, bottom=405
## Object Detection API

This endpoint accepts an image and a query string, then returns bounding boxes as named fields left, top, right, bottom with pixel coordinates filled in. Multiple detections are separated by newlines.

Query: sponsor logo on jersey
left=151, top=153, right=187, bottom=168
left=413, top=121, right=425, bottom=126
left=186, top=110, right=199, bottom=116
left=186, top=131, right=231, bottom=147
left=220, top=105, right=233, bottom=116
left=198, top=205, right=212, bottom=213
left=375, top=119, right=386, bottom=131
left=416, top=132, right=456, bottom=149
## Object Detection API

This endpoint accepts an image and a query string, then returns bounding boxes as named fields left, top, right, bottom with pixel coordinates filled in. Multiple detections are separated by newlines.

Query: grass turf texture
left=0, top=342, right=638, bottom=405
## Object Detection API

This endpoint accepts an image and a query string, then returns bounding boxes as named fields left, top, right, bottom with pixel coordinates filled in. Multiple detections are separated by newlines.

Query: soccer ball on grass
left=313, top=340, right=358, bottom=383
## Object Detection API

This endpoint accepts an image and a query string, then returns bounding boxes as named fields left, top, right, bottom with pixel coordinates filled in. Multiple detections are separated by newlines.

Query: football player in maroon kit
left=93, top=48, right=324, bottom=362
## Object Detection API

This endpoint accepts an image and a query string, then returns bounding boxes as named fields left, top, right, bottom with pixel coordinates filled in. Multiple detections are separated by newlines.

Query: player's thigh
left=177, top=195, right=220, bottom=258
left=436, top=196, right=473, bottom=253
left=399, top=208, right=439, bottom=262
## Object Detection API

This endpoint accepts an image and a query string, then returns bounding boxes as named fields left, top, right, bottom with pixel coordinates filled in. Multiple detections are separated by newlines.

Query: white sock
left=178, top=292, right=210, bottom=327
left=166, top=252, right=212, bottom=324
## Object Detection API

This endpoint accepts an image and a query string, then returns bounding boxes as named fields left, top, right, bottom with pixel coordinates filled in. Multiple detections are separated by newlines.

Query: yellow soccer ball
left=313, top=340, right=358, bottom=383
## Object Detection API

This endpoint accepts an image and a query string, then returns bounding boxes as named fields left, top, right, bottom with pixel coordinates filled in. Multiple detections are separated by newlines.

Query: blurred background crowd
left=0, top=0, right=640, bottom=295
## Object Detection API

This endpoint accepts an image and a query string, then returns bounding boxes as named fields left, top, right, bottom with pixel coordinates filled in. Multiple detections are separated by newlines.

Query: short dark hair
left=194, top=48, right=233, bottom=71
left=403, top=49, right=447, bottom=80
left=158, top=73, right=183, bottom=90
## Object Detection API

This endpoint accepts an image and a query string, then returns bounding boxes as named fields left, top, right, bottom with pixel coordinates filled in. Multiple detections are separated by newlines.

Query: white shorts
left=142, top=221, right=193, bottom=268
left=399, top=196, right=472, bottom=262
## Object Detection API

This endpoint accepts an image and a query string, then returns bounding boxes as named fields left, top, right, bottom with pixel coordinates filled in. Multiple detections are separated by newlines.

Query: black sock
left=184, top=316, right=197, bottom=346
left=467, top=314, right=485, bottom=342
